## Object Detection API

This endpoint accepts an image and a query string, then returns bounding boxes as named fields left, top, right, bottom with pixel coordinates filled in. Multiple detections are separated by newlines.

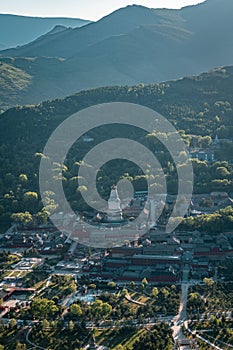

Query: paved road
left=172, top=267, right=192, bottom=349
left=184, top=323, right=223, bottom=350
left=174, top=267, right=225, bottom=350
left=26, top=327, right=46, bottom=350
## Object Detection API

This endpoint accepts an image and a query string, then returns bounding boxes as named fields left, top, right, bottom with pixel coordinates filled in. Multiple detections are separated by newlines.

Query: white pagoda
left=107, top=185, right=123, bottom=223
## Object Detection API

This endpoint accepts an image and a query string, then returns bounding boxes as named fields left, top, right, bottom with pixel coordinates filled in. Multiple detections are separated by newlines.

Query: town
left=1, top=184, right=233, bottom=349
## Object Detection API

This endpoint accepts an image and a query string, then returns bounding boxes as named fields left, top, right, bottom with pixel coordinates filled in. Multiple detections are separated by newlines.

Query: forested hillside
left=1, top=65, right=233, bottom=140
left=0, top=65, right=233, bottom=231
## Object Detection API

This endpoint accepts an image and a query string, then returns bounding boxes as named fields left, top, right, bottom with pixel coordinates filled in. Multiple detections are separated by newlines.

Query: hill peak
left=47, top=25, right=68, bottom=35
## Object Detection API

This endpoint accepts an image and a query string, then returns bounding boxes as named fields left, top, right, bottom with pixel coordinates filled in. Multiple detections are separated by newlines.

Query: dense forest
left=0, top=66, right=233, bottom=231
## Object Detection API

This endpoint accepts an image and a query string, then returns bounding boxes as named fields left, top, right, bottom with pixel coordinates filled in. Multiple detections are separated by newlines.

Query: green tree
left=215, top=166, right=230, bottom=179
left=68, top=281, right=77, bottom=294
left=42, top=319, right=50, bottom=329
left=101, top=302, right=112, bottom=318
left=107, top=281, right=116, bottom=289
left=141, top=278, right=148, bottom=290
left=91, top=300, right=112, bottom=319
left=130, top=281, right=135, bottom=288
left=89, top=283, right=96, bottom=290
left=9, top=318, right=17, bottom=328
left=23, top=191, right=38, bottom=213
left=15, top=343, right=26, bottom=350
left=151, top=287, right=159, bottom=298
left=31, top=298, right=58, bottom=319
left=160, top=288, right=169, bottom=299
left=121, top=289, right=128, bottom=297
left=203, top=277, right=215, bottom=287
left=198, top=136, right=212, bottom=149
left=19, top=174, right=28, bottom=183
left=36, top=210, right=49, bottom=225
left=70, top=304, right=82, bottom=317
left=11, top=212, right=33, bottom=225
left=68, top=320, right=74, bottom=331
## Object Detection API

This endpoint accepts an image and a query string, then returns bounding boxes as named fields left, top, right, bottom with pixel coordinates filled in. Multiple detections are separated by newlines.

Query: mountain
left=1, top=65, right=233, bottom=146
left=1, top=5, right=189, bottom=58
left=0, top=14, right=91, bottom=49
left=0, top=0, right=233, bottom=110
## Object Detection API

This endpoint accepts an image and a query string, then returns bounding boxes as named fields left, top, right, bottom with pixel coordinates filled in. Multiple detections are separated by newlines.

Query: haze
left=0, top=0, right=206, bottom=20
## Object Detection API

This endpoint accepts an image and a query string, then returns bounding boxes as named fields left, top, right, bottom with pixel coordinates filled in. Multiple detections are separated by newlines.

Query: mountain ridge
left=1, top=5, right=181, bottom=58
left=0, top=0, right=233, bottom=110
left=0, top=13, right=91, bottom=49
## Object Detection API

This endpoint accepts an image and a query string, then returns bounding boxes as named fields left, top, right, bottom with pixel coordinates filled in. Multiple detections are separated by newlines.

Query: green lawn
left=96, top=327, right=145, bottom=349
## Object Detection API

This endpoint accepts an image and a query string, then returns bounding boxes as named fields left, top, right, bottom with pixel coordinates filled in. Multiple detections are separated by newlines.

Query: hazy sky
left=0, top=0, right=206, bottom=20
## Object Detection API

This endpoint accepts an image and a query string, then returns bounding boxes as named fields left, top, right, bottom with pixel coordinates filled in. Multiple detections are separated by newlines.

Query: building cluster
left=86, top=227, right=233, bottom=283
left=0, top=287, right=35, bottom=314
left=1, top=185, right=232, bottom=287
left=189, top=134, right=233, bottom=162
left=0, top=227, right=67, bottom=254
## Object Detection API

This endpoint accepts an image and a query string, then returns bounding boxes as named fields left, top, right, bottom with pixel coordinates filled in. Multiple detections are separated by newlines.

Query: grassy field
left=96, top=327, right=145, bottom=349
left=0, top=61, right=32, bottom=112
